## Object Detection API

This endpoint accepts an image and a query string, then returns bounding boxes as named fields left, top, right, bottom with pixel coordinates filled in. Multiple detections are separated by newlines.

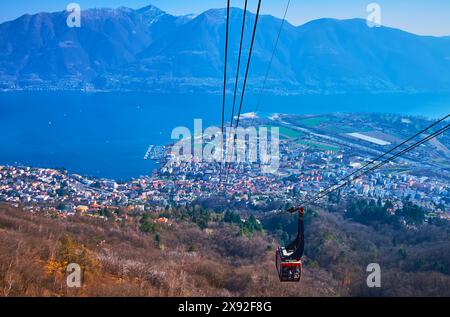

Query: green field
left=296, top=140, right=340, bottom=151
left=296, top=117, right=330, bottom=128
left=260, top=125, right=303, bottom=139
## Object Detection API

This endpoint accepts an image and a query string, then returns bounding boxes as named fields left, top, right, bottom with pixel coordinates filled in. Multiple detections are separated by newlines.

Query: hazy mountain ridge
left=1, top=5, right=450, bottom=93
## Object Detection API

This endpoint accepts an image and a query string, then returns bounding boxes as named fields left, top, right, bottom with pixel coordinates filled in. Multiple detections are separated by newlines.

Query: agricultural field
left=296, top=140, right=340, bottom=151
left=260, top=126, right=303, bottom=139
left=296, top=117, right=330, bottom=128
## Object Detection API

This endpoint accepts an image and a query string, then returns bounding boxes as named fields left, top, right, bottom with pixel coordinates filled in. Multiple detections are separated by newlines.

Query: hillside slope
left=2, top=201, right=450, bottom=296
left=0, top=204, right=340, bottom=297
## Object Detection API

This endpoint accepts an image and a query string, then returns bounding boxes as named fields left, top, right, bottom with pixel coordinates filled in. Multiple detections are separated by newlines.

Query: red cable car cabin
left=276, top=207, right=305, bottom=282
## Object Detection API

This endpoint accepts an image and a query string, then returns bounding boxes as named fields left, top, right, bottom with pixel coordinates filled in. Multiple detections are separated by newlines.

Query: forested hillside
left=1, top=201, right=449, bottom=297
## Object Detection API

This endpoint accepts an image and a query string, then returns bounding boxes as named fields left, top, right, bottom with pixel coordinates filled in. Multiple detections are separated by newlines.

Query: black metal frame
left=285, top=207, right=305, bottom=260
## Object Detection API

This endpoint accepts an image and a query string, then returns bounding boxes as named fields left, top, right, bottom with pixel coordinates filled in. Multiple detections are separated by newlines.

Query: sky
left=0, top=0, right=449, bottom=36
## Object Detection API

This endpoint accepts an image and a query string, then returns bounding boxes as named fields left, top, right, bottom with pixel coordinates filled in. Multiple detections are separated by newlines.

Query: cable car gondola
left=276, top=207, right=304, bottom=282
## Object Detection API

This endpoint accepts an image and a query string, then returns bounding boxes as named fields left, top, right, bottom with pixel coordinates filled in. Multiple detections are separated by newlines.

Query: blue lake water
left=0, top=91, right=449, bottom=180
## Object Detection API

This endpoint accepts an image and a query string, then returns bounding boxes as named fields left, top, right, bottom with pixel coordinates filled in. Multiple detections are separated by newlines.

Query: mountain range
left=1, top=5, right=450, bottom=93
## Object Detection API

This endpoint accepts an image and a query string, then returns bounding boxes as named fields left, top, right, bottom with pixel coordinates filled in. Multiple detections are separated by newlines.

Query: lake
left=0, top=91, right=449, bottom=180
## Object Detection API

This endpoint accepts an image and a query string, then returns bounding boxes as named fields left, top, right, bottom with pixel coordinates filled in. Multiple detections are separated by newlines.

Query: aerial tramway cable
left=234, top=0, right=262, bottom=130
left=223, top=0, right=248, bottom=187
left=219, top=0, right=231, bottom=186
left=229, top=0, right=248, bottom=129
left=277, top=119, right=450, bottom=282
left=309, top=114, right=450, bottom=198
left=299, top=118, right=450, bottom=208
left=253, top=0, right=291, bottom=118
left=221, top=0, right=231, bottom=137
left=233, top=0, right=291, bottom=185
left=223, top=0, right=262, bottom=187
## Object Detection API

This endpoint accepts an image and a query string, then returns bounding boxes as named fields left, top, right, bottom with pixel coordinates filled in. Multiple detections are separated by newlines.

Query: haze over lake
left=1, top=92, right=449, bottom=180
